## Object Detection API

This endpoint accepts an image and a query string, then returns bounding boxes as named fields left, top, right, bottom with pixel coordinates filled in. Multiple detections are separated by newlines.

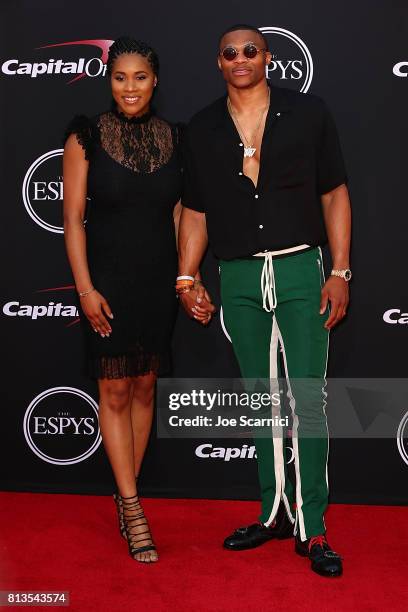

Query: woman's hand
left=179, top=285, right=216, bottom=326
left=194, top=279, right=212, bottom=305
left=80, top=290, right=114, bottom=337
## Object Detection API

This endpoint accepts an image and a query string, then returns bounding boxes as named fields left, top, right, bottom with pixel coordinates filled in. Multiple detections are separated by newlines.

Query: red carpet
left=0, top=494, right=407, bottom=611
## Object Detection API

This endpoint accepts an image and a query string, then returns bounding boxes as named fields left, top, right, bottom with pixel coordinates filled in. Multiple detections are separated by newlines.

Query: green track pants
left=220, top=247, right=329, bottom=540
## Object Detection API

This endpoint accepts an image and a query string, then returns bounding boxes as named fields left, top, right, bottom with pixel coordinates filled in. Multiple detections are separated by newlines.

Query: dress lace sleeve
left=63, top=115, right=96, bottom=161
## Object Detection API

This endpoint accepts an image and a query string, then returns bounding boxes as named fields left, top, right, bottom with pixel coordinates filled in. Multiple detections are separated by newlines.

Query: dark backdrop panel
left=1, top=0, right=407, bottom=505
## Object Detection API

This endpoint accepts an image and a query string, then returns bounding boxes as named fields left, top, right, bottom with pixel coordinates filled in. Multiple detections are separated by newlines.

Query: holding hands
left=176, top=277, right=216, bottom=325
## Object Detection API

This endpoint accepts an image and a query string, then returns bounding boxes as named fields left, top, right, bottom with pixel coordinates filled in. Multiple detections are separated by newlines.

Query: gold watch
left=331, top=269, right=352, bottom=282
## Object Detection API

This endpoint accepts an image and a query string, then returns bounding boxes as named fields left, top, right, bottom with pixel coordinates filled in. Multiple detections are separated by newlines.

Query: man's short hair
left=218, top=24, right=268, bottom=50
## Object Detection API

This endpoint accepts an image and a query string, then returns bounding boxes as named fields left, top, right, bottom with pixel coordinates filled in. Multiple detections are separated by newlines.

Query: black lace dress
left=64, top=108, right=182, bottom=379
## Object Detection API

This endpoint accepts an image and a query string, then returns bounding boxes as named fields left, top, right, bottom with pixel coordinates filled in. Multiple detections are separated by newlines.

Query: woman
left=63, top=36, right=209, bottom=563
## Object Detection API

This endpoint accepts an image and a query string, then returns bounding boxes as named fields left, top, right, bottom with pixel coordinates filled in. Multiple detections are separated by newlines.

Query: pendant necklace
left=227, top=90, right=270, bottom=158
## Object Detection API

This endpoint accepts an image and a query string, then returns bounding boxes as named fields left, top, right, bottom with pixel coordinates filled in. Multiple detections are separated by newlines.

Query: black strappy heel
left=113, top=493, right=127, bottom=539
left=122, top=493, right=158, bottom=562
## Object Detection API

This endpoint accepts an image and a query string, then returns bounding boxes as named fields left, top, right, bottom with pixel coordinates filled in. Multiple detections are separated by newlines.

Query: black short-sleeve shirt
left=182, top=84, right=347, bottom=260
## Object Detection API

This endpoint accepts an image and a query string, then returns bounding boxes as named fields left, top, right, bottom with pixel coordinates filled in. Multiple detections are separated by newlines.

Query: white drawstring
left=255, top=245, right=310, bottom=312
left=260, top=252, right=277, bottom=312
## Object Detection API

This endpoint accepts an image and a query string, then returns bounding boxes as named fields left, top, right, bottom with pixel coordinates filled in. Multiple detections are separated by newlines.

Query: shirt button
left=264, top=249, right=268, bottom=252
left=238, top=172, right=243, bottom=176
left=239, top=143, right=243, bottom=147
left=259, top=224, right=264, bottom=229
left=254, top=194, right=259, bottom=199
left=276, top=112, right=281, bottom=116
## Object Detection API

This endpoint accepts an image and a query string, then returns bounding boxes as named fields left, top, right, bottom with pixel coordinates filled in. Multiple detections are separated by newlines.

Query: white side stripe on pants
left=318, top=246, right=330, bottom=531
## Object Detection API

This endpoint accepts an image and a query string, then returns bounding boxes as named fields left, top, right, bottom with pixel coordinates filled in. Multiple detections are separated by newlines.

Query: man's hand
left=320, top=276, right=349, bottom=330
left=179, top=287, right=216, bottom=325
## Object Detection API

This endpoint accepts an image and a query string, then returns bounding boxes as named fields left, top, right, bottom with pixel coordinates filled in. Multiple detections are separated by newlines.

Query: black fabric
left=182, top=85, right=347, bottom=260
left=64, top=111, right=182, bottom=379
left=63, top=115, right=97, bottom=161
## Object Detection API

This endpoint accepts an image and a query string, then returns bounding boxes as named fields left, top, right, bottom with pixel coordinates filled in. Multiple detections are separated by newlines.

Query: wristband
left=177, top=275, right=195, bottom=282
left=176, top=280, right=194, bottom=289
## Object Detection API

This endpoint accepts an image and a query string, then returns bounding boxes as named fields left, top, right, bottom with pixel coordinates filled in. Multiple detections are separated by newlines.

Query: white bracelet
left=176, top=275, right=195, bottom=281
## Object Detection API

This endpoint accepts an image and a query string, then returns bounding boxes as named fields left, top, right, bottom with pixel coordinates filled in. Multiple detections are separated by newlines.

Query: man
left=177, top=24, right=351, bottom=577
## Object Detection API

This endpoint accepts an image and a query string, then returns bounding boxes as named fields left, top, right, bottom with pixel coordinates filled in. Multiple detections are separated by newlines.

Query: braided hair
left=107, top=36, right=159, bottom=76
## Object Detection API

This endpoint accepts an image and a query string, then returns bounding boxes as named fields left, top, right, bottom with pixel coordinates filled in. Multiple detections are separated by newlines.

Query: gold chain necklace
left=227, top=90, right=270, bottom=158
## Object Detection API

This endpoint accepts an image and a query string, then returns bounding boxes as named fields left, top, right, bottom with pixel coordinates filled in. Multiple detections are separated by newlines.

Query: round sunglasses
left=220, top=43, right=266, bottom=61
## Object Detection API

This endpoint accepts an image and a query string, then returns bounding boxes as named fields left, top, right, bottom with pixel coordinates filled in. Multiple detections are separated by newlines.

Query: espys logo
left=383, top=309, right=408, bottom=324
left=195, top=443, right=294, bottom=463
left=2, top=39, right=113, bottom=84
left=22, top=149, right=64, bottom=233
left=393, top=62, right=408, bottom=77
left=3, top=285, right=79, bottom=327
left=397, top=411, right=408, bottom=466
left=23, top=387, right=101, bottom=465
left=259, top=26, right=313, bottom=92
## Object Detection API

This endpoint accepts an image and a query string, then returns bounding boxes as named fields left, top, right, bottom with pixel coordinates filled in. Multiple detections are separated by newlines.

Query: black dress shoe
left=223, top=502, right=294, bottom=551
left=295, top=534, right=343, bottom=577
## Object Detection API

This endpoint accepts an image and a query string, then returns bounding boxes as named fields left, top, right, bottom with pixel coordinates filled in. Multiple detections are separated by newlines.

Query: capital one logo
left=383, top=309, right=408, bottom=324
left=2, top=39, right=113, bottom=84
left=259, top=26, right=313, bottom=92
left=195, top=443, right=294, bottom=463
left=393, top=62, right=408, bottom=77
left=397, top=411, right=408, bottom=466
left=23, top=387, right=102, bottom=465
left=22, top=149, right=64, bottom=233
left=3, top=285, right=79, bottom=327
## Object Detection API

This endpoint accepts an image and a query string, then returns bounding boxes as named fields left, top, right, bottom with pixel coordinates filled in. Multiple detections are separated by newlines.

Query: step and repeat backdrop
left=1, top=0, right=407, bottom=504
